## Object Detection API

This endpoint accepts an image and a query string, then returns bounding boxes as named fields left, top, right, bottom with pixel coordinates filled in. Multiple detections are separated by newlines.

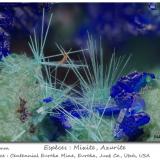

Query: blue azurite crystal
left=42, top=97, right=54, bottom=103
left=50, top=99, right=88, bottom=130
left=60, top=99, right=89, bottom=118
left=110, top=71, right=155, bottom=109
left=95, top=94, right=146, bottom=118
left=129, top=96, right=146, bottom=114
left=111, top=71, right=155, bottom=99
left=114, top=92, right=136, bottom=109
left=51, top=112, right=72, bottom=130
left=95, top=104, right=121, bottom=117
left=114, top=112, right=150, bottom=141
left=134, top=112, right=150, bottom=126
left=110, top=71, right=154, bottom=141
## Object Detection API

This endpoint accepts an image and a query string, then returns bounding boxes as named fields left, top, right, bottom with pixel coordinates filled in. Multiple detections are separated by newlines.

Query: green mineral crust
left=142, top=68, right=160, bottom=141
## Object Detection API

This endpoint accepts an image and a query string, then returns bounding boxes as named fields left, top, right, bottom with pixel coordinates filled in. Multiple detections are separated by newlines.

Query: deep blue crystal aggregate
left=109, top=71, right=155, bottom=140
left=42, top=97, right=54, bottom=103
left=50, top=99, right=89, bottom=130
left=95, top=104, right=121, bottom=116
left=118, top=112, right=150, bottom=141
left=48, top=71, right=154, bottom=141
